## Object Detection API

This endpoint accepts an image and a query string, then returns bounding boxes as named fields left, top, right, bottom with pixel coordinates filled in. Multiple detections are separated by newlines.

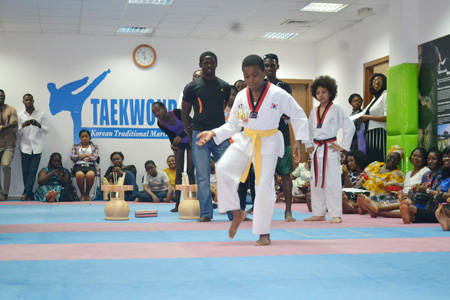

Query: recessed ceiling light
left=261, top=32, right=298, bottom=40
left=128, top=0, right=173, bottom=4
left=117, top=27, right=153, bottom=34
left=301, top=2, right=348, bottom=13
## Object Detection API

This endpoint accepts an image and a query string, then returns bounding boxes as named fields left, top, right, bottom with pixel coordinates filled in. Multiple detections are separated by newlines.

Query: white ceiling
left=0, top=0, right=390, bottom=42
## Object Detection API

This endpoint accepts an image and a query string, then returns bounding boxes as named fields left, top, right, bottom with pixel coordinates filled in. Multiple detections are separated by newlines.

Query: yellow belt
left=241, top=127, right=278, bottom=185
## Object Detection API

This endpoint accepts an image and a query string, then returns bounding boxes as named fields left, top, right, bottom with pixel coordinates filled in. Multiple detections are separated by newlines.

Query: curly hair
left=310, top=75, right=337, bottom=101
left=369, top=73, right=387, bottom=96
left=346, top=150, right=369, bottom=170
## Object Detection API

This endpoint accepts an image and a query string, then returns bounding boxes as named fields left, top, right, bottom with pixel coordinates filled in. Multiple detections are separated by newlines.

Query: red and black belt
left=313, top=137, right=337, bottom=188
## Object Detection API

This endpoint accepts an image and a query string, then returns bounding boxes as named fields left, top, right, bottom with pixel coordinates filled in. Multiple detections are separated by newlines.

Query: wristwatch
left=426, top=188, right=430, bottom=194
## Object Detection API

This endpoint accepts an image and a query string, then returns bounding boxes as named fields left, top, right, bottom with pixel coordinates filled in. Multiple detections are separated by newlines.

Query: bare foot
left=330, top=217, right=342, bottom=223
left=86, top=196, right=92, bottom=201
left=20, top=195, right=28, bottom=201
left=45, top=190, right=54, bottom=201
left=285, top=211, right=296, bottom=222
left=304, top=215, right=326, bottom=221
left=243, top=217, right=252, bottom=221
left=49, top=191, right=60, bottom=203
left=362, top=197, right=378, bottom=217
left=357, top=195, right=367, bottom=215
left=399, top=201, right=412, bottom=224
left=229, top=210, right=246, bottom=239
left=80, top=195, right=86, bottom=201
left=254, top=234, right=271, bottom=246
left=435, top=205, right=450, bottom=231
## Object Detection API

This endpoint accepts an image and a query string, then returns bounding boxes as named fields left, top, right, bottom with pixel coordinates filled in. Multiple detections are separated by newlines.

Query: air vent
left=281, top=20, right=318, bottom=27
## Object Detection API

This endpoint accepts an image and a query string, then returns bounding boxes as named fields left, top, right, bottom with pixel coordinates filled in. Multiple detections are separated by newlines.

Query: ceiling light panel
left=301, top=3, right=348, bottom=13
left=117, top=26, right=153, bottom=34
left=260, top=32, right=298, bottom=40
left=128, top=0, right=173, bottom=5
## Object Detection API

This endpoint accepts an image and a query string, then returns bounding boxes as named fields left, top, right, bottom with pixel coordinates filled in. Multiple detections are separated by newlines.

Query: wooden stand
left=175, top=184, right=200, bottom=220
left=101, top=185, right=133, bottom=220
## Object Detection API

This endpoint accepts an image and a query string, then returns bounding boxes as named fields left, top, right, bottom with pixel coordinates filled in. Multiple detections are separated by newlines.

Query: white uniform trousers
left=310, top=155, right=342, bottom=217
left=216, top=143, right=278, bottom=235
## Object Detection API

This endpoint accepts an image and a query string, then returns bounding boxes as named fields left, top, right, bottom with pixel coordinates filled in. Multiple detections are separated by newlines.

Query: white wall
left=316, top=9, right=390, bottom=112
left=316, top=0, right=450, bottom=113
left=0, top=32, right=317, bottom=197
left=418, top=0, right=450, bottom=44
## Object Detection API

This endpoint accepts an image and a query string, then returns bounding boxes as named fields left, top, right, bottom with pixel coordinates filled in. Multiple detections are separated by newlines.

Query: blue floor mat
left=0, top=252, right=448, bottom=300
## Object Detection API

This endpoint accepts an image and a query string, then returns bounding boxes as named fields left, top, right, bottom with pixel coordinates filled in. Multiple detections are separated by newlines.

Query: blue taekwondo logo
left=48, top=69, right=176, bottom=143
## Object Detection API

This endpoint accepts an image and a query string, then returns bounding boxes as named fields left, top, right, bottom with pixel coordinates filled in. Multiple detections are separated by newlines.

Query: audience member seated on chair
left=359, top=147, right=430, bottom=218
left=35, top=152, right=71, bottom=202
left=70, top=129, right=99, bottom=201
left=356, top=145, right=405, bottom=217
left=341, top=150, right=369, bottom=214
left=103, top=151, right=138, bottom=201
left=400, top=148, right=449, bottom=225
left=135, top=160, right=174, bottom=203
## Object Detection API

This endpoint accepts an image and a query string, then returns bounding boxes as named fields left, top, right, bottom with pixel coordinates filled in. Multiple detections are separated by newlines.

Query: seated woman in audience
left=70, top=129, right=99, bottom=201
left=163, top=155, right=176, bottom=190
left=35, top=152, right=71, bottom=202
left=135, top=160, right=174, bottom=203
left=102, top=151, right=138, bottom=201
left=358, top=147, right=430, bottom=218
left=341, top=150, right=369, bottom=213
left=356, top=145, right=405, bottom=217
left=400, top=148, right=449, bottom=225
left=152, top=101, right=194, bottom=212
left=406, top=149, right=442, bottom=208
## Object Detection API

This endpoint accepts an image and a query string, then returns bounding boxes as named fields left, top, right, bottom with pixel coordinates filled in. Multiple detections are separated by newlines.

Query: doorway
left=281, top=79, right=313, bottom=168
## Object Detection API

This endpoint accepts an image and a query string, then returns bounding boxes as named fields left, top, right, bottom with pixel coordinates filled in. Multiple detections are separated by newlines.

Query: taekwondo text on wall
left=87, top=98, right=177, bottom=139
left=47, top=69, right=178, bottom=143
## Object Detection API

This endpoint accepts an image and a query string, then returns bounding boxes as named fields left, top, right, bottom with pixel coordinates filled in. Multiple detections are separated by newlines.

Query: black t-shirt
left=275, top=80, right=293, bottom=147
left=182, top=76, right=230, bottom=131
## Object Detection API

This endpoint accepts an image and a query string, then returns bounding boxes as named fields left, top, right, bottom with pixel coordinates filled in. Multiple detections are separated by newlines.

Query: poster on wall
left=419, top=34, right=450, bottom=151
left=47, top=69, right=177, bottom=143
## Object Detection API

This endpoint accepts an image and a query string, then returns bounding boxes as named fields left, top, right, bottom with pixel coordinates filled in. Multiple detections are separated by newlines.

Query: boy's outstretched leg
left=229, top=209, right=247, bottom=239
left=255, top=234, right=271, bottom=246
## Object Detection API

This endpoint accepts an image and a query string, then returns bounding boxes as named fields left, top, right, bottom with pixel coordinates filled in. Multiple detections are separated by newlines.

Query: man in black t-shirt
left=264, top=53, right=296, bottom=222
left=182, top=51, right=231, bottom=222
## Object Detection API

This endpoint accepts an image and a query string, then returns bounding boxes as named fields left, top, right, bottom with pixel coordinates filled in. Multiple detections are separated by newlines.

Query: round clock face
left=133, top=44, right=156, bottom=68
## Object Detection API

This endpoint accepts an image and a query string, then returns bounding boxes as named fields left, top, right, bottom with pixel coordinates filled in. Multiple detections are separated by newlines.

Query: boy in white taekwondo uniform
left=196, top=55, right=310, bottom=246
left=304, top=76, right=355, bottom=224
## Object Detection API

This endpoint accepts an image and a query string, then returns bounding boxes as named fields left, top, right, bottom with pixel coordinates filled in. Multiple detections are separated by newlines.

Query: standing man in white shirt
left=18, top=94, right=49, bottom=200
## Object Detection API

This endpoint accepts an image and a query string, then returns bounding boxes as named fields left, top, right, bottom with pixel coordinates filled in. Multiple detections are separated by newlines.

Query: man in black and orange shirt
left=182, top=51, right=230, bottom=222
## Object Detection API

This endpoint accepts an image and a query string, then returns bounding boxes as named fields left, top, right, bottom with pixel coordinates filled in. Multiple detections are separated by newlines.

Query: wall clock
left=133, top=44, right=156, bottom=68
